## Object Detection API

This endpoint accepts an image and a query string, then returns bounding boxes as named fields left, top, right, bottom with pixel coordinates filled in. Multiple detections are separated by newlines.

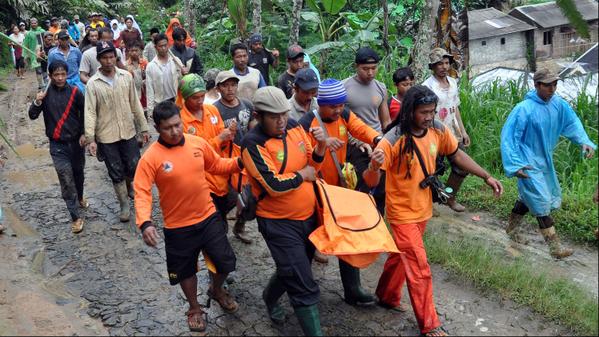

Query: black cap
left=355, top=47, right=380, bottom=64
left=96, top=40, right=116, bottom=57
left=294, top=68, right=319, bottom=91
left=57, top=30, right=70, bottom=40
left=287, top=44, right=305, bottom=59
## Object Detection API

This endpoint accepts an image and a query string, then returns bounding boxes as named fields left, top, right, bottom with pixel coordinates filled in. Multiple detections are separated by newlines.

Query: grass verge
left=424, top=229, right=598, bottom=335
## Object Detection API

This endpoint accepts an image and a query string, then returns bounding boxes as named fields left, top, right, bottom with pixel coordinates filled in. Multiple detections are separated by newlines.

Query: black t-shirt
left=248, top=49, right=275, bottom=85
left=276, top=71, right=295, bottom=99
left=212, top=98, right=254, bottom=145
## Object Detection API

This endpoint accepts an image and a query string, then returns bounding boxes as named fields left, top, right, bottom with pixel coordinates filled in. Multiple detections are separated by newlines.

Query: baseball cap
left=204, top=68, right=221, bottom=83
left=96, top=40, right=116, bottom=56
left=355, top=47, right=380, bottom=64
left=253, top=87, right=291, bottom=114
left=73, top=15, right=80, bottom=20
left=533, top=68, right=560, bottom=84
left=294, top=68, right=319, bottom=91
left=57, top=30, right=70, bottom=40
left=287, top=44, right=305, bottom=59
left=249, top=33, right=262, bottom=44
left=19, top=22, right=26, bottom=27
left=215, top=70, right=239, bottom=86
left=179, top=73, right=206, bottom=99
left=428, top=48, right=454, bottom=68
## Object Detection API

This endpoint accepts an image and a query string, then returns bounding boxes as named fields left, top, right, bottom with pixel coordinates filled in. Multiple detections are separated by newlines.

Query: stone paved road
left=0, top=73, right=573, bottom=336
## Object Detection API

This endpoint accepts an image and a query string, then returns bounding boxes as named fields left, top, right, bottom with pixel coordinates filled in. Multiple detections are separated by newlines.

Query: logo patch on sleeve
left=163, top=161, right=174, bottom=173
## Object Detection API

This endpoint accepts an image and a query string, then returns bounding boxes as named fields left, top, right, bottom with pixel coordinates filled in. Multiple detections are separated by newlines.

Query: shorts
left=164, top=213, right=236, bottom=285
left=15, top=57, right=25, bottom=70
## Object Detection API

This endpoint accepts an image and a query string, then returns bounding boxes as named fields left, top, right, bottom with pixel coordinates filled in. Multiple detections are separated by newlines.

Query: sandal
left=207, top=288, right=239, bottom=313
left=422, top=326, right=448, bottom=337
left=185, top=307, right=207, bottom=332
left=71, top=218, right=84, bottom=234
left=377, top=300, right=409, bottom=312
left=79, top=198, right=90, bottom=209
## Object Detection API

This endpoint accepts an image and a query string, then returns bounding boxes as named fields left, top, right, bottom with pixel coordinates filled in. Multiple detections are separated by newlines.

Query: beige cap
left=428, top=47, right=454, bottom=68
left=533, top=68, right=559, bottom=84
left=215, top=70, right=239, bottom=86
left=252, top=87, right=290, bottom=114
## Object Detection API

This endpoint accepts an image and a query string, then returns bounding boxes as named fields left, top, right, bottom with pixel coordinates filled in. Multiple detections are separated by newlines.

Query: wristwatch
left=373, top=135, right=383, bottom=146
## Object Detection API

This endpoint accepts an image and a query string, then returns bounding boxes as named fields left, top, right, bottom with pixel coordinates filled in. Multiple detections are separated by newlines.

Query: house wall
left=535, top=20, right=599, bottom=59
left=469, top=32, right=530, bottom=75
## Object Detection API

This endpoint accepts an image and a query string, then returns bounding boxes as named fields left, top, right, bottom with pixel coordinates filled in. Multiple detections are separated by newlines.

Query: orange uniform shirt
left=241, top=119, right=324, bottom=220
left=134, top=134, right=241, bottom=229
left=299, top=108, right=380, bottom=186
left=379, top=122, right=458, bottom=224
left=180, top=103, right=234, bottom=196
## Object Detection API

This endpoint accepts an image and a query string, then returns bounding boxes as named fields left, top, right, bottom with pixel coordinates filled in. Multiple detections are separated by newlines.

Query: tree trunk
left=381, top=0, right=390, bottom=71
left=411, top=0, right=434, bottom=82
left=184, top=0, right=196, bottom=39
left=252, top=0, right=262, bottom=34
left=289, top=0, right=303, bottom=45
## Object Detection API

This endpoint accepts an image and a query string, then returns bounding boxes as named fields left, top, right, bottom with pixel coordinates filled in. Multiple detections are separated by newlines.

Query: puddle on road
left=2, top=206, right=38, bottom=237
left=15, top=143, right=47, bottom=159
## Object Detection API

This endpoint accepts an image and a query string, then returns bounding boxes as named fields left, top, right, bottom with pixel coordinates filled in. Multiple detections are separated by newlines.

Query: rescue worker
left=363, top=85, right=503, bottom=337
left=500, top=68, right=596, bottom=258
left=134, top=101, right=241, bottom=333
left=178, top=73, right=238, bottom=226
left=299, top=78, right=382, bottom=306
left=241, top=86, right=327, bottom=335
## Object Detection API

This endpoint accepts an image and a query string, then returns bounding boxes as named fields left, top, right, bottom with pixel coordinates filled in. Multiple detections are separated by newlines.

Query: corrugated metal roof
left=471, top=66, right=598, bottom=101
left=509, top=0, right=598, bottom=28
left=469, top=8, right=535, bottom=40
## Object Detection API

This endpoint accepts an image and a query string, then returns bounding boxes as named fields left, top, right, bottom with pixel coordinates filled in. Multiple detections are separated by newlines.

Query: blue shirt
left=48, top=46, right=85, bottom=92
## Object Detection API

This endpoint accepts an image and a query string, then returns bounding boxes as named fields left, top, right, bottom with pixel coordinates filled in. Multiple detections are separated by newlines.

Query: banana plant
left=227, top=0, right=249, bottom=40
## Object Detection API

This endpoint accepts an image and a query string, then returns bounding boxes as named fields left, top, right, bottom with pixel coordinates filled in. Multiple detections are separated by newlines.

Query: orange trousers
left=375, top=221, right=441, bottom=334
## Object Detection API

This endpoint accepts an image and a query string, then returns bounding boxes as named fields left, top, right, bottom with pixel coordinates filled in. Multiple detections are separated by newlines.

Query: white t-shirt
left=80, top=47, right=124, bottom=77
left=422, top=75, right=462, bottom=141
left=9, top=32, right=25, bottom=45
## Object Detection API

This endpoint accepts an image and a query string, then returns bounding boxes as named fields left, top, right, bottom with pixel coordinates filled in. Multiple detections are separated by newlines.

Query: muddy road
left=0, top=73, right=593, bottom=335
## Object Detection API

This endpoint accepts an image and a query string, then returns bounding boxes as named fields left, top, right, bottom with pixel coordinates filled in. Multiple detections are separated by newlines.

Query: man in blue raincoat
left=500, top=68, right=596, bottom=258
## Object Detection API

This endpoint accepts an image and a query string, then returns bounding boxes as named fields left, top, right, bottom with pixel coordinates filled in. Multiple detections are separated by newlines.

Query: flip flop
left=207, top=288, right=239, bottom=313
left=185, top=308, right=207, bottom=332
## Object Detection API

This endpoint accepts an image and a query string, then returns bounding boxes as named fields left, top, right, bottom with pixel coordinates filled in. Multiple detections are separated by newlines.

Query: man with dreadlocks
left=363, top=86, right=503, bottom=337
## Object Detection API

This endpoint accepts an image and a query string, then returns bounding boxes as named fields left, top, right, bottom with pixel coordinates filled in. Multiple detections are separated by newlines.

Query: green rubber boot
left=263, top=274, right=286, bottom=324
left=339, top=259, right=375, bottom=306
left=293, top=305, right=323, bottom=336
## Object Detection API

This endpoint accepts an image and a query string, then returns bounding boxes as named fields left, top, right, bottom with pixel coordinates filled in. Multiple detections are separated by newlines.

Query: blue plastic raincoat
left=500, top=90, right=596, bottom=216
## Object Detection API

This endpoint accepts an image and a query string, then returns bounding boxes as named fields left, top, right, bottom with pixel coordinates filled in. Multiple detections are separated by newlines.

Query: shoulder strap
left=279, top=133, right=288, bottom=174
left=312, top=109, right=348, bottom=188
left=412, top=140, right=431, bottom=179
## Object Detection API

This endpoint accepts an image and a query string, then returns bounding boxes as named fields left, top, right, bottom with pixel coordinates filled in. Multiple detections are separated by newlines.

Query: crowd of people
left=3, top=11, right=597, bottom=337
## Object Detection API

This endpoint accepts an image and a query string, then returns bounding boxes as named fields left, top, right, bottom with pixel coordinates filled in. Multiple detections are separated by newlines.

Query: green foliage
left=458, top=78, right=598, bottom=243
left=424, top=229, right=599, bottom=336
left=556, top=0, right=590, bottom=39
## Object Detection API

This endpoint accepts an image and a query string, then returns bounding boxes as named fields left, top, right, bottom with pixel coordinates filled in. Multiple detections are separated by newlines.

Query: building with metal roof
left=468, top=8, right=535, bottom=75
left=508, top=0, right=598, bottom=59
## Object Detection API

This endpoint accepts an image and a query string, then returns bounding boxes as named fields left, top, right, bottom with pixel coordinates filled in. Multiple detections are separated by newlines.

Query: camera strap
left=412, top=139, right=432, bottom=182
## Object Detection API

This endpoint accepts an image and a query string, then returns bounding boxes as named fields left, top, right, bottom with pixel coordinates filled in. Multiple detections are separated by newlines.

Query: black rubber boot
left=293, top=304, right=323, bottom=336
left=263, top=273, right=287, bottom=324
left=339, top=259, right=375, bottom=306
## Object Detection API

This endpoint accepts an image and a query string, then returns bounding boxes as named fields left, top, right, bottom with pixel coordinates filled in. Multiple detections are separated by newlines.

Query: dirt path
left=0, top=72, right=591, bottom=336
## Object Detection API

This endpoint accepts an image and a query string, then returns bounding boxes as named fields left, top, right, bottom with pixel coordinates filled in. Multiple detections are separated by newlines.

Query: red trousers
left=376, top=221, right=440, bottom=334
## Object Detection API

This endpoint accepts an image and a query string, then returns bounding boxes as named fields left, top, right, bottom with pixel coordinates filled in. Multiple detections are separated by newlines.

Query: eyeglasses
left=415, top=94, right=438, bottom=105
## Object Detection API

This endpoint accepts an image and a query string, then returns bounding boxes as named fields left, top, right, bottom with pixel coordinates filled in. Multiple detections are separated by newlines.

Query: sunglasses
left=415, top=94, right=438, bottom=105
